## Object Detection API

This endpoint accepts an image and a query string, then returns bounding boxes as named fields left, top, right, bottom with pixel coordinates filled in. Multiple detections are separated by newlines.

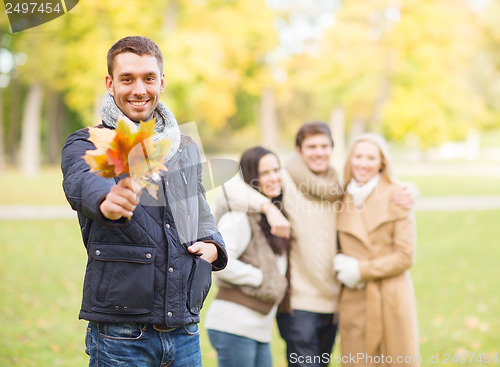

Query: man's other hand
left=261, top=202, right=291, bottom=239
left=188, top=241, right=218, bottom=264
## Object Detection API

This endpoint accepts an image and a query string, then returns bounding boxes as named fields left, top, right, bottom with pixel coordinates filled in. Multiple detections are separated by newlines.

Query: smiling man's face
left=105, top=52, right=165, bottom=122
left=296, top=133, right=333, bottom=176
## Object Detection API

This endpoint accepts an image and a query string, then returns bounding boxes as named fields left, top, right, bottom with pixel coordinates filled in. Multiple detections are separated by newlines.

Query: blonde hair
left=343, top=133, right=395, bottom=190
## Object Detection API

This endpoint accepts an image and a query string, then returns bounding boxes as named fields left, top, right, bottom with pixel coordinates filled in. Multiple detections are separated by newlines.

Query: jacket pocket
left=186, top=257, right=212, bottom=315
left=90, top=243, right=156, bottom=315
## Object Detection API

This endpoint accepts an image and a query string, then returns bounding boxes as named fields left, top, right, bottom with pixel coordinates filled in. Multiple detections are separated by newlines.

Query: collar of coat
left=338, top=176, right=410, bottom=247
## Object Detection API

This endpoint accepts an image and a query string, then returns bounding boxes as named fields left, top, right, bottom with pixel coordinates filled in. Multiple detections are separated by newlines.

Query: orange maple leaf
left=83, top=149, right=116, bottom=178
left=82, top=118, right=172, bottom=199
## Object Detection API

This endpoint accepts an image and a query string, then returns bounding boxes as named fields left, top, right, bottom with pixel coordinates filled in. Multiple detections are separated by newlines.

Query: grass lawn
left=1, top=166, right=500, bottom=206
left=1, top=209, right=499, bottom=366
left=412, top=210, right=500, bottom=365
left=0, top=167, right=68, bottom=206
left=399, top=175, right=500, bottom=197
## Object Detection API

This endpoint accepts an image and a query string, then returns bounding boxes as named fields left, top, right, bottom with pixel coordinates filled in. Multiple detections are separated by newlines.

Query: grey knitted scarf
left=99, top=92, right=181, bottom=163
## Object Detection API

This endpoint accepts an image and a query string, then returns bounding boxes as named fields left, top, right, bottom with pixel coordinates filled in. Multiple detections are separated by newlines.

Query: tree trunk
left=367, top=50, right=394, bottom=127
left=259, top=87, right=278, bottom=150
left=330, top=106, right=345, bottom=174
left=7, top=78, right=21, bottom=165
left=20, top=83, right=43, bottom=176
left=163, top=0, right=179, bottom=32
left=46, top=91, right=64, bottom=164
left=347, top=118, right=365, bottom=148
left=93, top=85, right=104, bottom=126
left=0, top=87, right=5, bottom=173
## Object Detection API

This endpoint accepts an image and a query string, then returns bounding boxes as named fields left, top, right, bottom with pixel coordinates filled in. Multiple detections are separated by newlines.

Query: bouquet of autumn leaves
left=83, top=117, right=172, bottom=199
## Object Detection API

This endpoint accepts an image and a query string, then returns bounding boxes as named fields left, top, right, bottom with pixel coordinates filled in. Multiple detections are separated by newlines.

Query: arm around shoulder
left=359, top=210, right=416, bottom=281
left=222, top=175, right=270, bottom=212
left=391, top=180, right=419, bottom=209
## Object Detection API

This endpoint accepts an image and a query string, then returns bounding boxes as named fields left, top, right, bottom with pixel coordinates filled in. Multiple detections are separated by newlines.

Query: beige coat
left=337, top=177, right=420, bottom=367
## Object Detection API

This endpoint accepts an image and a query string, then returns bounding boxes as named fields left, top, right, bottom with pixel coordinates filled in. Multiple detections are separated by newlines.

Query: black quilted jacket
left=61, top=127, right=227, bottom=327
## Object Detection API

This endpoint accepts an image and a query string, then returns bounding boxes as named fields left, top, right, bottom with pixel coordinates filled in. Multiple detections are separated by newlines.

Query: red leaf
left=82, top=118, right=172, bottom=198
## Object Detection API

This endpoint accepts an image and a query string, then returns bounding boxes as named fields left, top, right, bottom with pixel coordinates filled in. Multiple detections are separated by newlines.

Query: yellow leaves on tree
left=83, top=118, right=172, bottom=199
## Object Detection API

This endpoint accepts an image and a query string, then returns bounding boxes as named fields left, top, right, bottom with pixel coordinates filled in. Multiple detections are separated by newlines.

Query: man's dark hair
left=107, top=36, right=163, bottom=77
left=295, top=121, right=334, bottom=150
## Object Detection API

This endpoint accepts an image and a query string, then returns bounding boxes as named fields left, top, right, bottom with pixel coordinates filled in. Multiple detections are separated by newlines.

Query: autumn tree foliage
left=2, top=0, right=500, bottom=173
left=283, top=0, right=491, bottom=149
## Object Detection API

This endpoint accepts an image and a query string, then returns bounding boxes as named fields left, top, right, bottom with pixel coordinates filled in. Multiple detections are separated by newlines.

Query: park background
left=1, top=0, right=500, bottom=366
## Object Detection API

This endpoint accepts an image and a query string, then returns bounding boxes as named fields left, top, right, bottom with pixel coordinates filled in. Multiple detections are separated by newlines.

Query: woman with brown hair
left=205, top=146, right=290, bottom=367
left=334, top=133, right=420, bottom=366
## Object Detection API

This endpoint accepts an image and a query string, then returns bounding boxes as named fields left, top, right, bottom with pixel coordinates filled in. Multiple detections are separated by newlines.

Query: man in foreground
left=61, top=36, right=227, bottom=367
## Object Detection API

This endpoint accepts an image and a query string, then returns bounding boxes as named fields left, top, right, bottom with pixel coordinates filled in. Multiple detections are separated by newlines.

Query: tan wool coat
left=337, top=177, right=420, bottom=367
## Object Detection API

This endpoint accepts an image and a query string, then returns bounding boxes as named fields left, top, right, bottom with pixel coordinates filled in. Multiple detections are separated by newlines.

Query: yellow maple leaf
left=82, top=117, right=172, bottom=199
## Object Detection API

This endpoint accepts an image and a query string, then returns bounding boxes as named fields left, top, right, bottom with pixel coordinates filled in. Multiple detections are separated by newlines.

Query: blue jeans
left=207, top=329, right=272, bottom=367
left=85, top=322, right=202, bottom=367
left=276, top=311, right=338, bottom=367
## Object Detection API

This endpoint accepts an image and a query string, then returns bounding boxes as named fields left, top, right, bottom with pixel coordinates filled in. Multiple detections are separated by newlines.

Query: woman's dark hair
left=240, top=146, right=277, bottom=191
left=239, top=146, right=289, bottom=255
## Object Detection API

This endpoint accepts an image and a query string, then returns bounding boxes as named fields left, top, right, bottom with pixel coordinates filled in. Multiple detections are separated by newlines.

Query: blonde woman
left=334, top=133, right=420, bottom=367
